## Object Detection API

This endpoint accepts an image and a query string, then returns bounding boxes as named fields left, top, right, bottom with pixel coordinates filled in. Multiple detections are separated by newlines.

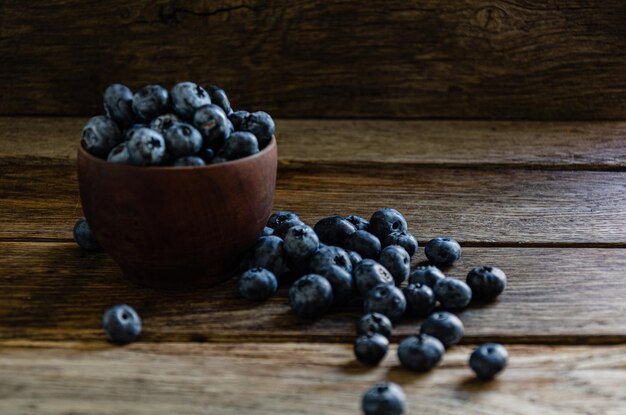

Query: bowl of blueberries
left=77, top=82, right=277, bottom=288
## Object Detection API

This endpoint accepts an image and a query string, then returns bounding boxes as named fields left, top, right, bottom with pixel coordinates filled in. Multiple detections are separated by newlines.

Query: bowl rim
left=78, top=135, right=277, bottom=171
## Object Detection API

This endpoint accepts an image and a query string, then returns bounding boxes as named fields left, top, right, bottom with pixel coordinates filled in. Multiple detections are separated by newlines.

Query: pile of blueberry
left=80, top=82, right=275, bottom=166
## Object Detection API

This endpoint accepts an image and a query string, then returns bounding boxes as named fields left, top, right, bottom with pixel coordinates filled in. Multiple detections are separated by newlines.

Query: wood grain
left=2, top=117, right=626, bottom=168
left=1, top=1, right=625, bottom=119
left=1, top=343, right=625, bottom=414
left=1, top=242, right=625, bottom=343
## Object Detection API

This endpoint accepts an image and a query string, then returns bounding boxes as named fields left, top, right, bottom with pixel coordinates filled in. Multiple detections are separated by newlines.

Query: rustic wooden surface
left=1, top=117, right=626, bottom=413
left=1, top=1, right=626, bottom=119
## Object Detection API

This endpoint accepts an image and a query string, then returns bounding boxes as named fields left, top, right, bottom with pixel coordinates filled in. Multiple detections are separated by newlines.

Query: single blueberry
left=164, top=122, right=203, bottom=157
left=408, top=265, right=446, bottom=288
left=107, top=142, right=131, bottom=164
left=267, top=211, right=300, bottom=230
left=433, top=277, right=472, bottom=310
left=248, top=236, right=285, bottom=276
left=149, top=113, right=180, bottom=135
left=466, top=266, right=507, bottom=301
left=345, top=214, right=369, bottom=231
left=379, top=245, right=410, bottom=285
left=172, top=156, right=206, bottom=167
left=364, top=283, right=407, bottom=321
left=284, top=225, right=319, bottom=259
left=132, top=84, right=170, bottom=122
left=126, top=128, right=166, bottom=166
left=207, top=85, right=233, bottom=115
left=354, top=333, right=389, bottom=366
left=238, top=267, right=278, bottom=301
left=317, top=265, right=353, bottom=305
left=424, top=237, right=461, bottom=267
left=313, top=216, right=357, bottom=247
left=309, top=245, right=353, bottom=275
left=73, top=217, right=102, bottom=251
left=288, top=274, right=333, bottom=318
left=274, top=218, right=306, bottom=239
left=469, top=343, right=508, bottom=380
left=228, top=110, right=250, bottom=131
left=346, top=250, right=363, bottom=269
left=240, top=110, right=275, bottom=149
left=219, top=131, right=259, bottom=160
left=369, top=208, right=408, bottom=240
left=362, top=383, right=406, bottom=415
left=353, top=259, right=394, bottom=296
left=193, top=104, right=234, bottom=149
left=397, top=334, right=444, bottom=372
left=344, top=230, right=381, bottom=260
left=102, top=304, right=142, bottom=344
left=356, top=312, right=393, bottom=339
left=170, top=82, right=211, bottom=119
left=383, top=231, right=418, bottom=257
left=402, top=283, right=436, bottom=317
left=103, top=83, right=134, bottom=127
left=81, top=115, right=122, bottom=158
left=261, top=226, right=274, bottom=236
left=420, top=311, right=464, bottom=348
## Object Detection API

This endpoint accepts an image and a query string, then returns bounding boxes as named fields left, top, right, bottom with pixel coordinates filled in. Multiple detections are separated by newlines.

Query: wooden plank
left=1, top=242, right=626, bottom=343
left=2, top=117, right=626, bottom=168
left=1, top=1, right=625, bottom=119
left=1, top=343, right=625, bottom=414
left=2, top=164, right=625, bottom=243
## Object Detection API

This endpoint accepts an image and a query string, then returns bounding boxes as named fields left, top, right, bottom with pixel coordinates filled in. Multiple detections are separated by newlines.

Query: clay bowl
left=77, top=138, right=277, bottom=289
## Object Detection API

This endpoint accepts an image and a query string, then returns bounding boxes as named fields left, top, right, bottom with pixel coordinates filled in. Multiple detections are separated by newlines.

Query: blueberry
left=313, top=216, right=357, bottom=246
left=197, top=147, right=215, bottom=163
left=309, top=245, right=353, bottom=275
left=379, top=245, right=410, bottom=285
left=362, top=383, right=406, bottom=415
left=73, top=217, right=102, bottom=251
left=102, top=304, right=142, bottom=344
left=364, top=284, right=406, bottom=321
left=356, top=312, right=393, bottom=339
left=149, top=113, right=180, bottom=135
left=383, top=231, right=418, bottom=257
left=126, top=128, right=166, bottom=166
left=193, top=104, right=234, bottom=149
left=107, top=142, right=131, bottom=164
left=238, top=267, right=278, bottom=301
left=207, top=85, right=233, bottom=115
left=81, top=116, right=122, bottom=158
left=219, top=131, right=259, bottom=160
left=240, top=110, right=275, bottom=149
left=420, top=311, right=464, bottom=348
left=132, top=84, right=170, bottom=122
left=402, top=283, right=436, bottom=317
left=369, top=208, right=407, bottom=240
left=103, top=83, right=134, bottom=127
left=170, top=82, right=211, bottom=119
left=466, top=266, right=507, bottom=301
left=317, top=265, right=353, bottom=305
left=163, top=122, right=203, bottom=157
left=408, top=265, right=446, bottom=288
left=354, top=333, right=389, bottom=366
left=469, top=343, right=508, bottom=380
left=345, top=215, right=369, bottom=231
left=433, top=277, right=472, bottom=309
left=228, top=110, right=250, bottom=130
left=261, top=226, right=274, bottom=236
left=288, top=274, right=333, bottom=318
left=353, top=259, right=394, bottom=296
left=274, top=218, right=306, bottom=239
left=344, top=230, right=381, bottom=259
left=267, top=211, right=300, bottom=230
left=284, top=225, right=319, bottom=259
left=397, top=334, right=444, bottom=372
left=424, top=237, right=461, bottom=267
left=347, top=250, right=363, bottom=269
left=248, top=236, right=285, bottom=276
left=124, top=123, right=148, bottom=141
left=172, top=156, right=206, bottom=167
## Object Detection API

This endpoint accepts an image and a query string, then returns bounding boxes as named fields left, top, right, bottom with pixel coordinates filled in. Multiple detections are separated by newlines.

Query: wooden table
left=1, top=117, right=626, bottom=414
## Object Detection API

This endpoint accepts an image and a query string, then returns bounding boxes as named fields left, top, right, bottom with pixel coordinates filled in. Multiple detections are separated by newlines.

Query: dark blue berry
left=273, top=218, right=306, bottom=239
left=193, top=104, right=234, bottom=149
left=284, top=225, right=319, bottom=259
left=420, top=311, right=464, bottom=348
left=347, top=250, right=363, bottom=269
left=228, top=110, right=250, bottom=130
left=102, top=304, right=142, bottom=344
left=424, top=237, right=461, bottom=267
left=317, top=265, right=353, bottom=305
left=123, top=123, right=147, bottom=141
left=170, top=82, right=211, bottom=119
left=466, top=266, right=507, bottom=301
left=379, top=245, right=410, bottom=285
left=219, top=131, right=259, bottom=160
left=433, top=277, right=472, bottom=309
left=356, top=312, right=393, bottom=339
left=344, top=230, right=381, bottom=259
left=354, top=333, right=389, bottom=366
left=397, top=334, right=444, bottom=372
left=103, top=84, right=134, bottom=128
left=369, top=208, right=407, bottom=240
left=240, top=111, right=275, bottom=149
left=313, top=216, right=357, bottom=247
left=132, top=84, right=170, bottom=122
left=345, top=215, right=369, bottom=231
left=126, top=128, right=166, bottom=166
left=81, top=115, right=122, bottom=158
left=207, top=85, right=233, bottom=115
left=149, top=113, right=180, bottom=135
left=164, top=122, right=203, bottom=157
left=261, top=226, right=274, bottom=236
left=383, top=231, right=418, bottom=257
left=197, top=147, right=215, bottom=163
left=238, top=267, right=278, bottom=301
left=73, top=217, right=102, bottom=251
left=403, top=283, right=436, bottom=317
left=172, top=156, right=206, bottom=167
left=408, top=265, right=446, bottom=288
left=362, top=383, right=406, bottom=415
left=288, top=274, right=333, bottom=318
left=267, top=211, right=300, bottom=230
left=107, top=142, right=131, bottom=164
left=364, top=283, right=406, bottom=321
left=469, top=343, right=508, bottom=380
left=248, top=236, right=285, bottom=276
left=353, top=259, right=394, bottom=296
left=309, top=245, right=353, bottom=275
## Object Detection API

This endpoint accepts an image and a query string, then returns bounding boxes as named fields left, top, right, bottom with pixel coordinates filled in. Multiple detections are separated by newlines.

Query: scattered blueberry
left=81, top=115, right=122, bottom=157
left=433, top=277, right=472, bottom=309
left=248, top=235, right=285, bottom=276
left=356, top=312, right=393, bottom=339
left=354, top=333, right=389, bottom=366
left=219, top=131, right=259, bottom=160
left=170, top=82, right=211, bottom=119
left=267, top=211, right=300, bottom=230
left=469, top=343, right=508, bottom=380
left=132, top=84, right=170, bottom=122
left=353, top=259, right=394, bottom=296
left=346, top=250, right=363, bottom=269
left=207, top=85, right=233, bottom=115
left=107, top=142, right=131, bottom=164
left=345, top=215, right=369, bottom=231
left=362, top=383, right=406, bottom=415
left=317, top=265, right=353, bottom=305
left=313, top=216, right=357, bottom=247
left=228, top=110, right=250, bottom=130
left=379, top=245, right=410, bottom=285
left=408, top=265, right=446, bottom=288
left=172, top=156, right=206, bottom=167
left=164, top=122, right=203, bottom=157
left=424, top=237, right=461, bottom=267
left=193, top=104, right=234, bottom=149
left=403, top=283, right=436, bottom=317
left=344, top=230, right=381, bottom=260
left=383, top=231, right=418, bottom=257
left=466, top=266, right=507, bottom=301
left=73, top=217, right=102, bottom=251
left=274, top=218, right=306, bottom=239
left=103, top=83, right=135, bottom=127
left=364, top=284, right=406, bottom=321
left=309, top=245, right=353, bottom=275
left=261, top=226, right=274, bottom=236
left=102, top=304, right=142, bottom=344
left=126, top=128, right=166, bottom=166
left=284, top=225, right=320, bottom=259
left=397, top=334, right=444, bottom=372
left=240, top=110, right=275, bottom=149
left=288, top=274, right=333, bottom=318
left=149, top=113, right=180, bottom=135
left=369, top=208, right=407, bottom=240
left=420, top=311, right=464, bottom=348
left=238, top=267, right=278, bottom=301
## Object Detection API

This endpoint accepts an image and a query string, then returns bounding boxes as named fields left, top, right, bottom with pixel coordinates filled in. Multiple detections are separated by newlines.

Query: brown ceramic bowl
left=77, top=138, right=277, bottom=289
